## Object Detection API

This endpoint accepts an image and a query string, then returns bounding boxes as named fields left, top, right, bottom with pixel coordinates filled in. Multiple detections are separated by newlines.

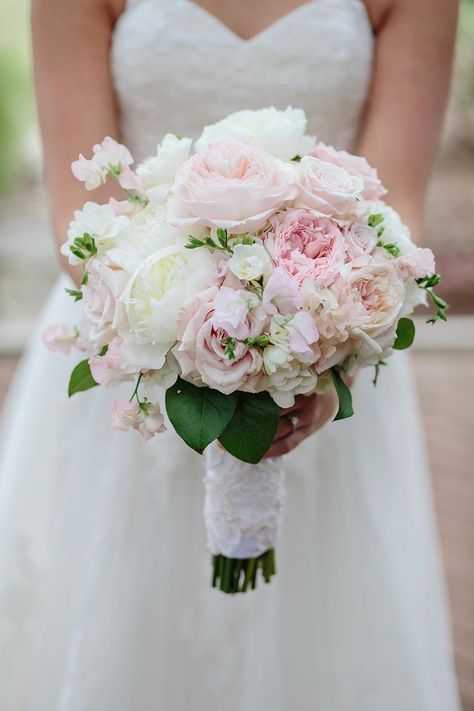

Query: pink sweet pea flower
left=397, top=247, right=436, bottom=279
left=89, top=337, right=136, bottom=387
left=112, top=400, right=166, bottom=440
left=43, top=324, right=78, bottom=355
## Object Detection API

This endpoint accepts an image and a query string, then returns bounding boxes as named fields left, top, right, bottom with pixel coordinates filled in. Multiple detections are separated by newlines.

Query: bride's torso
left=110, top=0, right=374, bottom=159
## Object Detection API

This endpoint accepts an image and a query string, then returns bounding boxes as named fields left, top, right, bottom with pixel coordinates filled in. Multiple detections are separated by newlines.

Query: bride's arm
left=31, top=0, right=125, bottom=284
left=358, top=0, right=458, bottom=243
left=268, top=0, right=458, bottom=457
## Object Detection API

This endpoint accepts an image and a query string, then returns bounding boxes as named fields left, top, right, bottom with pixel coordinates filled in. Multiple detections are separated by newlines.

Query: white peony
left=195, top=106, right=316, bottom=161
left=119, top=245, right=213, bottom=370
left=229, top=243, right=272, bottom=282
left=136, top=134, right=193, bottom=203
left=114, top=202, right=189, bottom=258
left=62, top=201, right=130, bottom=265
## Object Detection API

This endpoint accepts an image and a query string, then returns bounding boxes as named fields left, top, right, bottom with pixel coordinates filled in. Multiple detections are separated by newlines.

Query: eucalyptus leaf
left=331, top=368, right=354, bottom=421
left=165, top=378, right=238, bottom=454
left=393, top=318, right=415, bottom=350
left=68, top=360, right=98, bottom=397
left=218, top=391, right=280, bottom=464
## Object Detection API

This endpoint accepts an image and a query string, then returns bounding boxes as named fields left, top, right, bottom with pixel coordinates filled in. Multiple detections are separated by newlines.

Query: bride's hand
left=265, top=369, right=358, bottom=458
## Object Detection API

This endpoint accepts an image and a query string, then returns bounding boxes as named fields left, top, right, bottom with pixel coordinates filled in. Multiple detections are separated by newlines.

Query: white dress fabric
left=0, top=1, right=461, bottom=709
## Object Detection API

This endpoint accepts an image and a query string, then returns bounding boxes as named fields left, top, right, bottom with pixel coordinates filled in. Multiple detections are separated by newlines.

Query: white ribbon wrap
left=203, top=442, right=286, bottom=559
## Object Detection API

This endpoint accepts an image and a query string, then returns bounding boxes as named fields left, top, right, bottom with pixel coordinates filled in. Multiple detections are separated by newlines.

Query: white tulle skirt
left=0, top=276, right=460, bottom=710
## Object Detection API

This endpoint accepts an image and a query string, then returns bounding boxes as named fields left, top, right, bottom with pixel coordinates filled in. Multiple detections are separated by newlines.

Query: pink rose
left=265, top=209, right=346, bottom=286
left=296, top=156, right=364, bottom=217
left=174, top=287, right=265, bottom=394
left=397, top=247, right=435, bottom=279
left=344, top=222, right=378, bottom=259
left=311, top=142, right=387, bottom=200
left=168, top=140, right=297, bottom=234
left=89, top=336, right=136, bottom=387
left=112, top=400, right=166, bottom=441
left=43, top=323, right=78, bottom=354
left=82, top=258, right=129, bottom=347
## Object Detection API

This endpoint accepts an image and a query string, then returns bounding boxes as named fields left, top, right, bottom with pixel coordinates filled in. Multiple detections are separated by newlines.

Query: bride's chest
left=110, top=0, right=374, bottom=156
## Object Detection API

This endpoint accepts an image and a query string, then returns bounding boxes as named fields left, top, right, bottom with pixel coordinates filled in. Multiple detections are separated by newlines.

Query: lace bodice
left=111, top=0, right=374, bottom=160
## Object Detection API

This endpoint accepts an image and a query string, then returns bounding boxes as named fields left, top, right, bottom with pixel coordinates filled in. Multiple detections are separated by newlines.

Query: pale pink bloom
left=116, top=164, right=145, bottom=193
left=211, top=287, right=261, bottom=340
left=265, top=209, right=346, bottom=286
left=397, top=247, right=435, bottom=279
left=92, top=137, right=133, bottom=171
left=285, top=311, right=319, bottom=359
left=111, top=400, right=166, bottom=440
left=71, top=155, right=105, bottom=191
left=344, top=222, right=378, bottom=259
left=296, top=156, right=364, bottom=218
left=43, top=323, right=78, bottom=354
left=168, top=140, right=297, bottom=234
left=136, top=403, right=167, bottom=441
left=311, top=142, right=387, bottom=200
left=112, top=400, right=142, bottom=432
left=174, top=287, right=265, bottom=394
left=262, top=267, right=302, bottom=315
left=82, top=258, right=130, bottom=347
left=107, top=197, right=138, bottom=217
left=89, top=337, right=135, bottom=387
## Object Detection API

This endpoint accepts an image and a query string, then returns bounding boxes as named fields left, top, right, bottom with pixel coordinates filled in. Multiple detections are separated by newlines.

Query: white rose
left=229, top=243, right=272, bottom=282
left=136, top=134, right=193, bottom=203
left=62, top=201, right=129, bottom=265
left=195, top=106, right=316, bottom=161
left=119, top=245, right=213, bottom=370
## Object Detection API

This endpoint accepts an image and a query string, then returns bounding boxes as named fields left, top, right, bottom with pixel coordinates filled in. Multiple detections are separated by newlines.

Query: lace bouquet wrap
left=45, top=107, right=448, bottom=594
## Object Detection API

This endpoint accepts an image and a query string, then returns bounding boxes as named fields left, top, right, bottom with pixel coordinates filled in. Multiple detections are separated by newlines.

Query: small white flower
left=62, top=201, right=130, bottom=264
left=92, top=137, right=133, bottom=171
left=71, top=155, right=106, bottom=190
left=229, top=243, right=272, bottom=282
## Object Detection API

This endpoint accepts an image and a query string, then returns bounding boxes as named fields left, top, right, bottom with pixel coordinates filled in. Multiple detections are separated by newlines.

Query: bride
left=0, top=0, right=461, bottom=708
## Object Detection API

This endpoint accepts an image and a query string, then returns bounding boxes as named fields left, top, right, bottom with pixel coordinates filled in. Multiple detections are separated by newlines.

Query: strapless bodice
left=111, top=0, right=374, bottom=159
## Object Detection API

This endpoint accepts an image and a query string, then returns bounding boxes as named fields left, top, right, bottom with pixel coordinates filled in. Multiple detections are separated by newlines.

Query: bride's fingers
left=273, top=407, right=315, bottom=441
left=265, top=424, right=315, bottom=458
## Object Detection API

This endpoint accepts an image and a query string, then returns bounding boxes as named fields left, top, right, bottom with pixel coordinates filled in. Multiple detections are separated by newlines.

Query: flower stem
left=211, top=549, right=277, bottom=594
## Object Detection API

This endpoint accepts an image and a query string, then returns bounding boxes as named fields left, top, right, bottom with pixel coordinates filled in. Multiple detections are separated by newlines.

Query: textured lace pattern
left=111, top=0, right=374, bottom=160
left=204, top=443, right=286, bottom=558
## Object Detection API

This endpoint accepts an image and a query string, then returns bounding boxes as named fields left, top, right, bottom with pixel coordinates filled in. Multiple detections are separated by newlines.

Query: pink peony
left=296, top=156, right=364, bottom=217
left=89, top=337, right=136, bottom=387
left=43, top=323, right=78, bottom=354
left=168, top=140, right=297, bottom=234
left=311, top=142, right=387, bottom=200
left=265, top=209, right=346, bottom=286
left=397, top=247, right=435, bottom=279
left=174, top=287, right=266, bottom=394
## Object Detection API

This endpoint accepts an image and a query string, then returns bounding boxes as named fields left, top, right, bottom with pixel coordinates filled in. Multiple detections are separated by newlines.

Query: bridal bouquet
left=45, top=107, right=447, bottom=593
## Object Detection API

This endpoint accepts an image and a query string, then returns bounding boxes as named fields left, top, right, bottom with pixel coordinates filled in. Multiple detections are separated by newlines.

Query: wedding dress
left=0, top=1, right=461, bottom=709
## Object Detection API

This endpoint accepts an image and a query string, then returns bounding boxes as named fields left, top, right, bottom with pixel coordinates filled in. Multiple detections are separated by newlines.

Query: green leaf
left=291, top=154, right=302, bottom=162
left=64, top=288, right=83, bottom=302
left=165, top=378, right=238, bottom=454
left=393, top=317, right=415, bottom=350
left=368, top=213, right=384, bottom=228
left=81, top=270, right=89, bottom=286
left=68, top=360, right=98, bottom=397
left=218, top=391, right=280, bottom=464
left=331, top=368, right=354, bottom=421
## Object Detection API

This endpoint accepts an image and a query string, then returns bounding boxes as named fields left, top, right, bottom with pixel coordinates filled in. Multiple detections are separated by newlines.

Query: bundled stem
left=211, top=549, right=276, bottom=594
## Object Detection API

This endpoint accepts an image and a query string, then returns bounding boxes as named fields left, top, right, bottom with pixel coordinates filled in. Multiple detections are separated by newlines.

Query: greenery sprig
left=416, top=273, right=449, bottom=324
